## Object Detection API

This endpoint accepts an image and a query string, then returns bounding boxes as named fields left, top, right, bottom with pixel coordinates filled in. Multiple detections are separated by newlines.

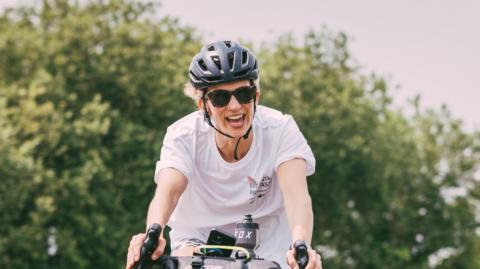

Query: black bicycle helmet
left=189, top=40, right=259, bottom=89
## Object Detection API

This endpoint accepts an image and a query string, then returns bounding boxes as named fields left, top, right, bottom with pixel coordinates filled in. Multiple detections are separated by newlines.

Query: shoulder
left=255, top=105, right=295, bottom=130
left=160, top=110, right=208, bottom=168
left=165, top=110, right=209, bottom=138
left=255, top=106, right=309, bottom=150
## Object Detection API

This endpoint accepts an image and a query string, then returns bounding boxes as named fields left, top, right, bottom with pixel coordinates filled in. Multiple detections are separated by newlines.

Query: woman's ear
left=255, top=90, right=261, bottom=105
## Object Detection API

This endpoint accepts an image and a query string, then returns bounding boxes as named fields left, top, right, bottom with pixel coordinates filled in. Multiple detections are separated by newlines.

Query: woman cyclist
left=126, top=40, right=322, bottom=269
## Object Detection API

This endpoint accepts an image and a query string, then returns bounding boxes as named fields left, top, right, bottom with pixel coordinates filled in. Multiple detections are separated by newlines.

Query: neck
left=215, top=131, right=254, bottom=162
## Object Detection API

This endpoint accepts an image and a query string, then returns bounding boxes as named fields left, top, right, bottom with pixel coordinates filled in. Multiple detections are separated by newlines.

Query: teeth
left=227, top=115, right=243, bottom=120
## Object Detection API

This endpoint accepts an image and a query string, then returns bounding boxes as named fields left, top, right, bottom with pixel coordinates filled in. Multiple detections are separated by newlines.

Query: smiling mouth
left=226, top=114, right=245, bottom=121
left=225, top=114, right=246, bottom=128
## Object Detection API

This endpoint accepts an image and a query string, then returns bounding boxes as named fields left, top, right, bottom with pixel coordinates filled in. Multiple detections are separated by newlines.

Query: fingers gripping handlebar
left=293, top=240, right=309, bottom=269
left=133, top=223, right=163, bottom=269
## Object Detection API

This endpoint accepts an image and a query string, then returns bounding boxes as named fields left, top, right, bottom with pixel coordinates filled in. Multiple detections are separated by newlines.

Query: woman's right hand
left=126, top=233, right=166, bottom=269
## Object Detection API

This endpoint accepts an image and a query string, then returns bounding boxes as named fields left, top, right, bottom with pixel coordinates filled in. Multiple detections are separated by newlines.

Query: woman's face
left=201, top=80, right=260, bottom=138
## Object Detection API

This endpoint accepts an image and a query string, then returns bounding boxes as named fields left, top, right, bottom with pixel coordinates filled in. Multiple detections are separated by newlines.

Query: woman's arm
left=278, top=158, right=322, bottom=269
left=126, top=168, right=187, bottom=269
left=147, top=167, right=188, bottom=229
left=277, top=158, right=313, bottom=243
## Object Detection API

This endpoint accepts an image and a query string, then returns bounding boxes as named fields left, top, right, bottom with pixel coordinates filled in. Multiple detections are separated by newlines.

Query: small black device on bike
left=205, top=228, right=236, bottom=257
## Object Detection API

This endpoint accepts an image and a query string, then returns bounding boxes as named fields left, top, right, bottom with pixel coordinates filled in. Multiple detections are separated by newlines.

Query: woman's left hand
left=286, top=248, right=322, bottom=269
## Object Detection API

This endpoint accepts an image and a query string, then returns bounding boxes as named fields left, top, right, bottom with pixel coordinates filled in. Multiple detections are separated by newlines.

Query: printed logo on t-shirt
left=247, top=176, right=273, bottom=204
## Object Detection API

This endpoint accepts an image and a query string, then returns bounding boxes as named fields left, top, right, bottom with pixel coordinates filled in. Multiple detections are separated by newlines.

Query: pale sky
left=156, top=0, right=480, bottom=132
left=2, top=0, right=479, bottom=131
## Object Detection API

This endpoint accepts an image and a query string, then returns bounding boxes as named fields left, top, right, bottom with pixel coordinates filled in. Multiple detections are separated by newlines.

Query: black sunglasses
left=205, top=86, right=257, bottom=107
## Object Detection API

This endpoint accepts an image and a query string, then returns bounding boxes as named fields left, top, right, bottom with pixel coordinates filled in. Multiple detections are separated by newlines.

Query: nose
left=227, top=94, right=242, bottom=110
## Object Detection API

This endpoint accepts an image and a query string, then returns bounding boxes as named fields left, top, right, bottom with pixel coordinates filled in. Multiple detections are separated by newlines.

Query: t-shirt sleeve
left=154, top=126, right=194, bottom=183
left=274, top=116, right=316, bottom=176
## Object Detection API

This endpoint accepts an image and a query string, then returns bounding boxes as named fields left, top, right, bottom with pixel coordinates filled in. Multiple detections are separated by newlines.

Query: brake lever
left=293, top=240, right=309, bottom=269
left=133, top=223, right=162, bottom=269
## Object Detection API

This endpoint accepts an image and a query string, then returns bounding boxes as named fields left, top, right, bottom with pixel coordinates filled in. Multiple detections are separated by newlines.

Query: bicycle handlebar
left=133, top=223, right=305, bottom=269
left=293, top=240, right=309, bottom=269
left=133, top=223, right=162, bottom=269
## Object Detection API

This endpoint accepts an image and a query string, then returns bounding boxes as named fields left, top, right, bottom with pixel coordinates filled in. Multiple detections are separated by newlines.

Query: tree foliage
left=259, top=30, right=480, bottom=269
left=1, top=1, right=200, bottom=268
left=0, top=1, right=479, bottom=269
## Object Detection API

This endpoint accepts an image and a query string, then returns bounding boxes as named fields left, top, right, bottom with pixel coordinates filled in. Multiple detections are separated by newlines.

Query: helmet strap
left=202, top=98, right=234, bottom=139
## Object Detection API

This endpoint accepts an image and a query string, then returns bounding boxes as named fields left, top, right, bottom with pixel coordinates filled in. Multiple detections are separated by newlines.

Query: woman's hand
left=125, top=233, right=166, bottom=269
left=286, top=247, right=322, bottom=269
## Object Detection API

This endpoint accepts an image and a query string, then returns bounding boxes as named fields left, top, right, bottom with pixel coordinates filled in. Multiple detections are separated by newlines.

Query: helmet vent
left=198, top=59, right=208, bottom=71
left=208, top=45, right=216, bottom=51
left=227, top=52, right=234, bottom=69
left=205, top=76, right=221, bottom=82
left=189, top=71, right=199, bottom=80
left=241, top=50, right=248, bottom=64
left=211, top=55, right=222, bottom=70
left=224, top=41, right=232, bottom=48
left=234, top=69, right=248, bottom=77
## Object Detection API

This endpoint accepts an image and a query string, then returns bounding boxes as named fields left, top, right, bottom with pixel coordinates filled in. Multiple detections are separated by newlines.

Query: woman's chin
left=222, top=126, right=250, bottom=138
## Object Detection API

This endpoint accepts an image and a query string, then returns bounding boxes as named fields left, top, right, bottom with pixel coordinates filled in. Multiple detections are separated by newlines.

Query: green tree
left=259, top=29, right=480, bottom=268
left=0, top=0, right=200, bottom=268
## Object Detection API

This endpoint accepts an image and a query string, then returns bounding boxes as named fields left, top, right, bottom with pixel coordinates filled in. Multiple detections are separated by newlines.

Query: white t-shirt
left=154, top=105, right=315, bottom=268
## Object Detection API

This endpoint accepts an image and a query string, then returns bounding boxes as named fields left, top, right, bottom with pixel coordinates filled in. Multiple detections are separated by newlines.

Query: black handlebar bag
left=154, top=256, right=281, bottom=269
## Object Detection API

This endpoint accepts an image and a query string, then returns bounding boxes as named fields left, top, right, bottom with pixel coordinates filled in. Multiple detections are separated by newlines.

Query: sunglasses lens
left=207, top=86, right=256, bottom=107
left=208, top=90, right=231, bottom=107
left=234, top=87, right=256, bottom=104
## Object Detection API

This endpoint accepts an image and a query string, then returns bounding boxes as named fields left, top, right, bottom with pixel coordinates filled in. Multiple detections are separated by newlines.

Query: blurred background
left=0, top=0, right=479, bottom=268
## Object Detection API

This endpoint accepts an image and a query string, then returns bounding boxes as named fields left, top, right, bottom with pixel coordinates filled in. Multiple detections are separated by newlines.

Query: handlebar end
left=293, top=240, right=309, bottom=269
